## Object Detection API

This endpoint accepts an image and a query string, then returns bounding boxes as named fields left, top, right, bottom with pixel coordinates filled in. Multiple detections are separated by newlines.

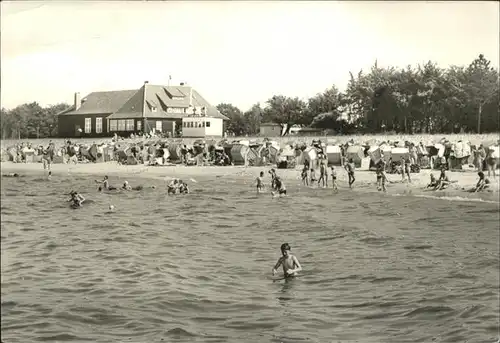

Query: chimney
left=180, top=82, right=185, bottom=86
left=144, top=81, right=149, bottom=84
left=74, top=92, right=81, bottom=110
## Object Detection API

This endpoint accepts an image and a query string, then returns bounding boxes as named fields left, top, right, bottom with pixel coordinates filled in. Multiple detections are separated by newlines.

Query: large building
left=57, top=82, right=228, bottom=138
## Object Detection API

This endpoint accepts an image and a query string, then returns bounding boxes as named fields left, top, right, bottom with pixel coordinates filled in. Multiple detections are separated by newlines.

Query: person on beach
left=475, top=144, right=486, bottom=172
left=42, top=141, right=55, bottom=175
left=317, top=157, right=328, bottom=188
left=401, top=157, right=411, bottom=183
left=272, top=243, right=302, bottom=278
left=330, top=166, right=338, bottom=191
left=95, top=175, right=116, bottom=191
left=256, top=171, right=265, bottom=193
left=473, top=171, right=490, bottom=192
left=271, top=176, right=287, bottom=196
left=345, top=158, right=355, bottom=188
left=433, top=169, right=457, bottom=190
left=310, top=168, right=317, bottom=183
left=68, top=191, right=85, bottom=207
left=301, top=165, right=309, bottom=186
left=426, top=173, right=438, bottom=189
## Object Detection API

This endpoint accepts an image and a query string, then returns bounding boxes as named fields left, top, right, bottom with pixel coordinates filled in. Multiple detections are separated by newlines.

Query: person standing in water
left=68, top=191, right=85, bottom=207
left=317, top=156, right=328, bottom=188
left=330, top=166, right=338, bottom=191
left=95, top=175, right=116, bottom=191
left=256, top=171, right=265, bottom=193
left=272, top=243, right=302, bottom=278
left=301, top=165, right=309, bottom=186
left=272, top=176, right=287, bottom=196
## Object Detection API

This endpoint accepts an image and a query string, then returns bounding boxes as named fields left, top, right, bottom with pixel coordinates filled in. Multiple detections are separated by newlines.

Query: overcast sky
left=1, top=1, right=498, bottom=111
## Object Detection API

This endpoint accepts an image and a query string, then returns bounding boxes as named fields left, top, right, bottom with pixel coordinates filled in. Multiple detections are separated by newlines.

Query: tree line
left=218, top=54, right=499, bottom=136
left=1, top=54, right=498, bottom=139
left=1, top=103, right=70, bottom=139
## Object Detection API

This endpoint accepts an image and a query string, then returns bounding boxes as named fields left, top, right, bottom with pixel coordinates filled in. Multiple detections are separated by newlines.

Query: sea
left=1, top=172, right=499, bottom=343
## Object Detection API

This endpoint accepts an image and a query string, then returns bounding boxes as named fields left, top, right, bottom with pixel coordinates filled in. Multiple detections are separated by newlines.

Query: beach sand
left=1, top=161, right=498, bottom=198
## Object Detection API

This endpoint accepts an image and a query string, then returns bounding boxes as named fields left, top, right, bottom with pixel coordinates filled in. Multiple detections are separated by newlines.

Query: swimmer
left=2, top=173, right=20, bottom=177
left=68, top=191, right=85, bottom=207
left=256, top=171, right=265, bottom=193
left=178, top=180, right=190, bottom=194
left=122, top=181, right=132, bottom=190
left=272, top=243, right=302, bottom=278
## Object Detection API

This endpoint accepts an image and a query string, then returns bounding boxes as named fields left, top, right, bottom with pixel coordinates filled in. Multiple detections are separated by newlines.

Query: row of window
left=85, top=118, right=103, bottom=133
left=83, top=118, right=214, bottom=133
left=183, top=121, right=211, bottom=128
left=109, top=119, right=137, bottom=132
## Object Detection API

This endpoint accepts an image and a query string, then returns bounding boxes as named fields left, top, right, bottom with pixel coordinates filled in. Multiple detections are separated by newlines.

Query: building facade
left=58, top=82, right=228, bottom=138
left=259, top=122, right=282, bottom=137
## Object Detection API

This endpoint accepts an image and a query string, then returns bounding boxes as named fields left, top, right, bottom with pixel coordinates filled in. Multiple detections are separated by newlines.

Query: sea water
left=1, top=174, right=499, bottom=343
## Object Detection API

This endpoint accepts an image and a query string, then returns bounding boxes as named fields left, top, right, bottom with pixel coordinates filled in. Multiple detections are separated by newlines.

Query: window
left=96, top=118, right=103, bottom=133
left=156, top=121, right=162, bottom=132
left=202, top=121, right=205, bottom=127
left=110, top=120, right=117, bottom=131
left=206, top=121, right=211, bottom=128
left=125, top=119, right=134, bottom=131
left=118, top=120, right=126, bottom=131
left=137, top=120, right=142, bottom=131
left=85, top=118, right=91, bottom=133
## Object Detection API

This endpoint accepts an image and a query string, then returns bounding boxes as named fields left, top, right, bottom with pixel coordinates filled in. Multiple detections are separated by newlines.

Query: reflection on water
left=1, top=173, right=499, bottom=343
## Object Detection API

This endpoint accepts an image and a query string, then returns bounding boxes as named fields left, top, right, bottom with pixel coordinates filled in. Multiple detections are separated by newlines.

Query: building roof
left=66, top=83, right=229, bottom=121
left=261, top=122, right=281, bottom=126
left=62, top=89, right=138, bottom=115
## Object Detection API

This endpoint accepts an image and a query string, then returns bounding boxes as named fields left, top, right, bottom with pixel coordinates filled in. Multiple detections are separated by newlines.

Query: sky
left=1, top=1, right=499, bottom=112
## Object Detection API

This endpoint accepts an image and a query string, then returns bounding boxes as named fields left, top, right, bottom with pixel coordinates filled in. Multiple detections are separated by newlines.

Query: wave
left=392, top=192, right=499, bottom=204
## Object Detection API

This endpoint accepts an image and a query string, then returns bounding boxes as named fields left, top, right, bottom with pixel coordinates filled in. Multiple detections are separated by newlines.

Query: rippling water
left=1, top=173, right=499, bottom=343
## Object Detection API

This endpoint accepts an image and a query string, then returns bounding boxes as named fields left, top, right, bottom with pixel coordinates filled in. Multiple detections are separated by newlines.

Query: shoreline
left=1, top=161, right=498, bottom=203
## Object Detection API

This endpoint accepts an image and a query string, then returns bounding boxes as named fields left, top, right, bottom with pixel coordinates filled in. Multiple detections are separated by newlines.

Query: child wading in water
left=330, top=166, right=338, bottom=191
left=345, top=158, right=356, bottom=188
left=301, top=165, right=309, bottom=186
left=272, top=243, right=302, bottom=278
left=256, top=171, right=265, bottom=193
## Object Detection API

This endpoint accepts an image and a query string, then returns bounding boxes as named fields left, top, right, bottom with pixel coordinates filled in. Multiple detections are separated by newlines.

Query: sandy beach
left=2, top=161, right=498, bottom=198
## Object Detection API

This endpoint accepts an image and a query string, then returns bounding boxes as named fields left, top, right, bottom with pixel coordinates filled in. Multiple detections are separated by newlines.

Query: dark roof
left=62, top=89, right=138, bottom=115
left=66, top=84, right=229, bottom=121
